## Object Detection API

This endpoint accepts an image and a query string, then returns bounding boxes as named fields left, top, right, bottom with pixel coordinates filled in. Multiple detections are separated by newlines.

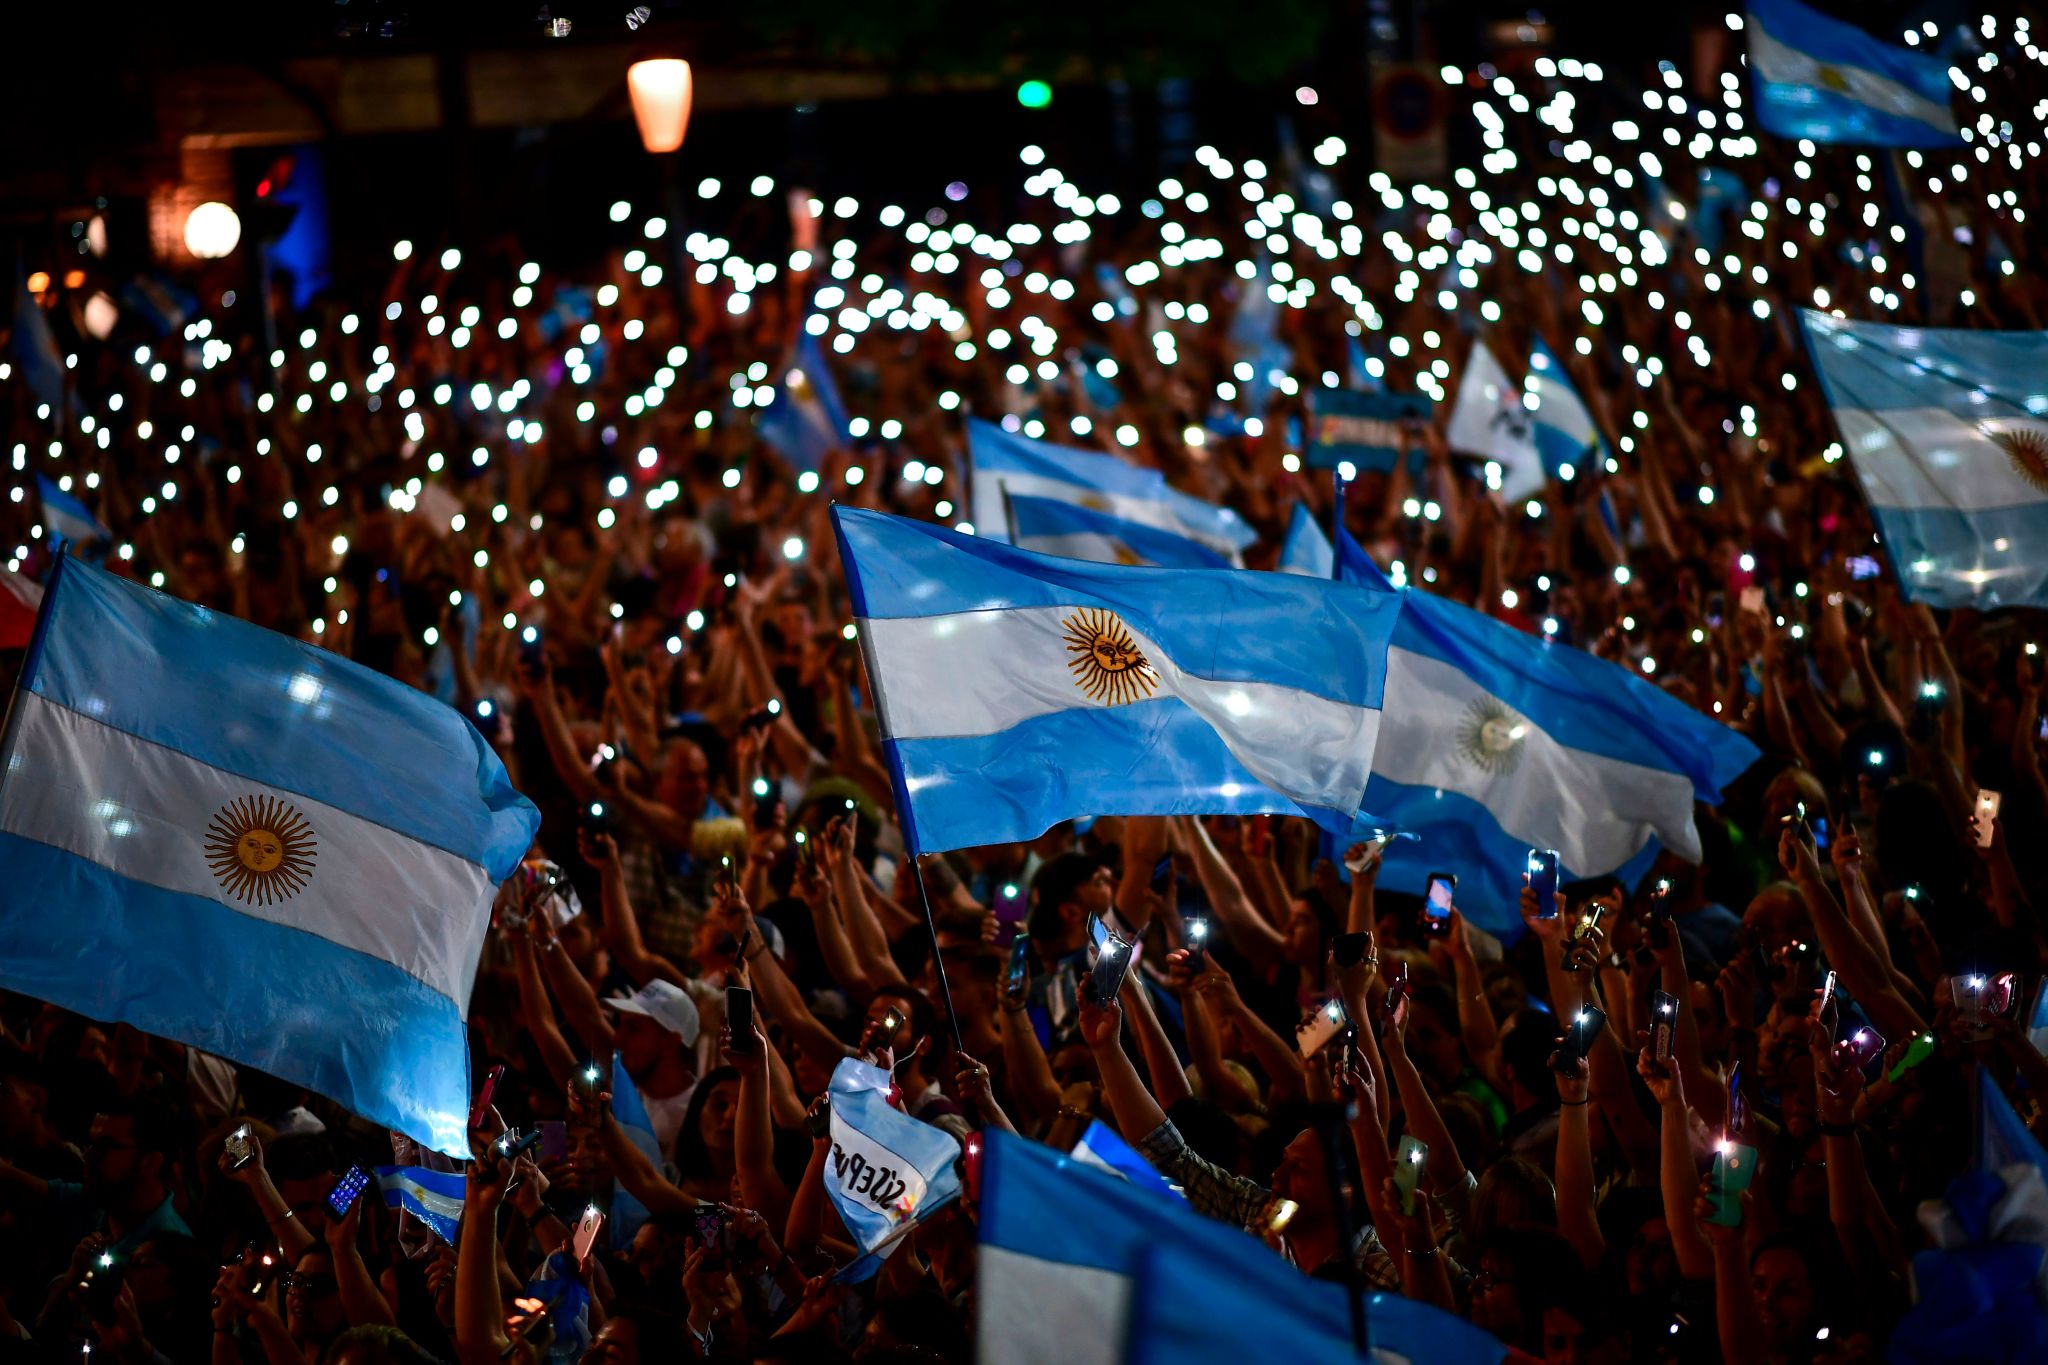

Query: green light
left=1017, top=80, right=1052, bottom=109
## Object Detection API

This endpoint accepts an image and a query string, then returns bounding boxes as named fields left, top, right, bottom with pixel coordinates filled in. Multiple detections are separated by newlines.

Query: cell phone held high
left=1527, top=849, right=1560, bottom=920
left=225, top=1123, right=256, bottom=1172
left=571, top=1206, right=605, bottom=1263
left=1003, top=933, right=1032, bottom=1007
left=1423, top=871, right=1456, bottom=934
left=326, top=1164, right=372, bottom=1219
left=469, top=1064, right=506, bottom=1133
left=1296, top=999, right=1348, bottom=1058
left=725, top=986, right=755, bottom=1054
left=1832, top=1025, right=1885, bottom=1072
left=1183, top=916, right=1210, bottom=972
left=1551, top=1005, right=1607, bottom=1073
left=1087, top=927, right=1135, bottom=1005
left=692, top=1203, right=730, bottom=1264
left=1393, top=1135, right=1427, bottom=1216
left=1648, top=990, right=1679, bottom=1063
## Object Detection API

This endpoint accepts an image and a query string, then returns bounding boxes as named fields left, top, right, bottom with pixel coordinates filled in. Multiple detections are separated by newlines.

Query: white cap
left=604, top=979, right=700, bottom=1046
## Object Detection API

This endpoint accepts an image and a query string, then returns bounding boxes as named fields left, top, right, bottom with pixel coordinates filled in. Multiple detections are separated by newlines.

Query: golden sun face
left=1991, top=424, right=2048, bottom=494
left=1456, top=697, right=1531, bottom=776
left=206, top=796, right=317, bottom=906
left=1063, top=607, right=1160, bottom=707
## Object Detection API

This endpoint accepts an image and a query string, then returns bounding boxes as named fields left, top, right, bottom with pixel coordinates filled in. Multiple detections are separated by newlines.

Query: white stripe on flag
left=1750, top=24, right=1957, bottom=134
left=0, top=691, right=493, bottom=1005
left=1836, top=407, right=2048, bottom=510
left=977, top=1247, right=1127, bottom=1365
left=1372, top=647, right=1700, bottom=869
left=1012, top=531, right=1138, bottom=565
left=861, top=606, right=1379, bottom=813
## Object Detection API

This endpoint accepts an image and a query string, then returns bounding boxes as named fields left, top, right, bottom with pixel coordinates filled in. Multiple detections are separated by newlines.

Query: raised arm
left=1552, top=1054, right=1605, bottom=1268
left=580, top=831, right=686, bottom=989
left=1177, top=817, right=1287, bottom=974
left=1120, top=972, right=1193, bottom=1113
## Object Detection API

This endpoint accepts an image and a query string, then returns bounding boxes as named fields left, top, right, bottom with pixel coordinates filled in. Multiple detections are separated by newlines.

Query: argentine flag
left=1446, top=340, right=1543, bottom=500
left=36, top=475, right=109, bottom=548
left=607, top=1052, right=662, bottom=1250
left=376, top=1166, right=465, bottom=1244
left=1803, top=312, right=2048, bottom=609
left=965, top=419, right=1254, bottom=563
left=1337, top=531, right=1757, bottom=937
left=1005, top=492, right=1231, bottom=569
left=756, top=332, right=849, bottom=471
left=825, top=1058, right=963, bottom=1272
left=833, top=507, right=1399, bottom=854
left=1748, top=0, right=1961, bottom=147
left=1070, top=1120, right=1181, bottom=1201
left=1276, top=502, right=1334, bottom=578
left=1525, top=339, right=1607, bottom=481
left=0, top=558, right=540, bottom=1154
left=978, top=1131, right=1510, bottom=1365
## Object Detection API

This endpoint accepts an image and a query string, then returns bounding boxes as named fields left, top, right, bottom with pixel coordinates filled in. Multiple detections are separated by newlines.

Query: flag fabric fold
left=1004, top=492, right=1232, bottom=569
left=35, top=475, right=109, bottom=548
left=824, top=1058, right=964, bottom=1263
left=1447, top=340, right=1543, bottom=499
left=1276, top=503, right=1335, bottom=579
left=833, top=507, right=1401, bottom=854
left=1069, top=1120, right=1182, bottom=1201
left=0, top=557, right=541, bottom=1154
left=1802, top=311, right=2048, bottom=609
left=1524, top=338, right=1607, bottom=480
left=1747, top=0, right=1962, bottom=147
left=1338, top=530, right=1758, bottom=937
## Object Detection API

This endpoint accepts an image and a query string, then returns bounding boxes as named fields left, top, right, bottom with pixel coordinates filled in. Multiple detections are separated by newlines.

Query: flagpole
left=1312, top=1100, right=1371, bottom=1357
left=830, top=503, right=967, bottom=1061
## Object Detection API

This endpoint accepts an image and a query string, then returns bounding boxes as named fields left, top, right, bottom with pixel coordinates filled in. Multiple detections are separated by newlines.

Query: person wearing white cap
left=603, top=978, right=702, bottom=1157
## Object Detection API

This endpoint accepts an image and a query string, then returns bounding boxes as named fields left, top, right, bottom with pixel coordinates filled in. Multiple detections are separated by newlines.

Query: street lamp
left=183, top=201, right=242, bottom=259
left=626, top=59, right=693, bottom=154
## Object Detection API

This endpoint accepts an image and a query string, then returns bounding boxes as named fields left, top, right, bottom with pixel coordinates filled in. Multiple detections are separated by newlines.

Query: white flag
left=1447, top=341, right=1543, bottom=500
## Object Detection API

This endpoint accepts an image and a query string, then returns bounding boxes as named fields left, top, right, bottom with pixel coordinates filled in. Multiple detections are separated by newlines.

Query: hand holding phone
left=1086, top=928, right=1135, bottom=1005
left=1648, top=990, right=1679, bottom=1063
left=1392, top=1135, right=1427, bottom=1215
left=326, top=1165, right=372, bottom=1219
left=224, top=1124, right=256, bottom=1172
left=1527, top=849, right=1560, bottom=920
left=1975, top=789, right=2002, bottom=848
left=1002, top=934, right=1032, bottom=1008
left=1832, top=1025, right=1885, bottom=1071
left=1551, top=1005, right=1608, bottom=1073
left=470, top=1064, right=506, bottom=1132
left=725, top=987, right=756, bottom=1054
left=571, top=1206, right=605, bottom=1264
left=1423, top=872, right=1456, bottom=934
left=1704, top=1140, right=1757, bottom=1226
left=1295, top=999, right=1348, bottom=1058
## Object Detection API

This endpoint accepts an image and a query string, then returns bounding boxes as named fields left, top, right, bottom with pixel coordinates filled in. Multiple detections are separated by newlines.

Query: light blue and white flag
left=1338, top=531, right=1758, bottom=938
left=0, top=558, right=540, bottom=1154
left=10, top=280, right=64, bottom=411
left=1802, top=311, right=2048, bottom=609
left=1446, top=340, right=1543, bottom=500
left=756, top=332, right=849, bottom=471
left=978, top=1131, right=1508, bottom=1365
left=607, top=1052, right=662, bottom=1250
left=376, top=1165, right=466, bottom=1245
left=833, top=507, right=1400, bottom=854
left=1069, top=1120, right=1181, bottom=1201
left=35, top=475, right=109, bottom=547
left=825, top=1058, right=963, bottom=1263
left=1276, top=503, right=1335, bottom=579
left=965, top=419, right=1254, bottom=561
left=1005, top=492, right=1232, bottom=570
left=1747, top=0, right=1961, bottom=146
left=1525, top=338, right=1607, bottom=481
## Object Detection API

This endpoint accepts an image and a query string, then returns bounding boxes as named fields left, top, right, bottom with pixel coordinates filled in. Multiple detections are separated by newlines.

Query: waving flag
left=11, top=280, right=65, bottom=411
left=1070, top=1121, right=1181, bottom=1201
left=825, top=1058, right=963, bottom=1264
left=376, top=1166, right=465, bottom=1244
left=1447, top=340, right=1543, bottom=499
left=1338, top=531, right=1757, bottom=937
left=0, top=558, right=540, bottom=1154
left=35, top=477, right=107, bottom=549
left=834, top=507, right=1400, bottom=854
left=978, top=1131, right=1509, bottom=1365
left=1803, top=312, right=2048, bottom=608
left=1525, top=339, right=1607, bottom=480
left=607, top=1053, right=662, bottom=1250
left=1748, top=0, right=1961, bottom=147
left=0, top=569, right=42, bottom=650
left=756, top=332, right=849, bottom=471
left=966, top=419, right=1254, bottom=561
left=1276, top=503, right=1334, bottom=578
left=1005, top=492, right=1231, bottom=569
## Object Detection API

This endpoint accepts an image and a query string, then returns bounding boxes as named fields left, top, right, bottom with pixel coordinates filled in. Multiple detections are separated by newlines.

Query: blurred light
left=1017, top=79, right=1053, bottom=108
left=183, top=202, right=241, bottom=259
left=627, top=59, right=694, bottom=153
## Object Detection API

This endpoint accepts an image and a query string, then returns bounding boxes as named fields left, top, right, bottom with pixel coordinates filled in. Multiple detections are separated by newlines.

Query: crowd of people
left=2, top=9, right=2048, bottom=1365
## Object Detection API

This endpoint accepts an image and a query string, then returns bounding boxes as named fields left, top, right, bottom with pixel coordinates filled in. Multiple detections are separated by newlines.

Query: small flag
left=1305, top=389, right=1432, bottom=478
left=35, top=475, right=109, bottom=548
left=1748, top=0, right=1962, bottom=147
left=825, top=1058, right=964, bottom=1264
left=1525, top=338, right=1608, bottom=481
left=1446, top=340, right=1542, bottom=499
left=1276, top=503, right=1334, bottom=579
left=755, top=332, right=849, bottom=471
left=1069, top=1121, right=1182, bottom=1201
left=376, top=1166, right=465, bottom=1245
left=0, top=557, right=541, bottom=1154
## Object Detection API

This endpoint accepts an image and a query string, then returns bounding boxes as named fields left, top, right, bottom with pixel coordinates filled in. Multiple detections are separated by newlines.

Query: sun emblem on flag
left=205, top=796, right=317, bottom=906
left=1063, top=607, right=1160, bottom=706
left=1455, top=697, right=1530, bottom=776
left=1989, top=424, right=2048, bottom=493
left=1816, top=65, right=1851, bottom=94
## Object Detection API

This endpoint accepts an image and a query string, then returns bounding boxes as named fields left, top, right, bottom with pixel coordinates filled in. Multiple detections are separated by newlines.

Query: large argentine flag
left=965, top=419, right=1254, bottom=562
left=1803, top=311, right=2048, bottom=609
left=0, top=558, right=539, bottom=1154
left=1446, top=341, right=1544, bottom=500
left=1005, top=492, right=1232, bottom=569
left=833, top=507, right=1399, bottom=854
left=1337, top=531, right=1757, bottom=937
left=1748, top=0, right=1960, bottom=147
left=1525, top=339, right=1607, bottom=480
left=978, top=1131, right=1509, bottom=1365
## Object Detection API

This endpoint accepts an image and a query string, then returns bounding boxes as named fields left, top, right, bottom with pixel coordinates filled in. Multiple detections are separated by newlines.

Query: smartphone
left=517, top=629, right=546, bottom=678
left=1343, top=834, right=1391, bottom=875
left=795, top=829, right=817, bottom=871
left=1727, top=1063, right=1750, bottom=1143
left=1392, top=1135, right=1427, bottom=1215
left=1183, top=916, right=1210, bottom=972
left=1088, top=928, right=1135, bottom=1005
left=1846, top=555, right=1880, bottom=580
left=1149, top=855, right=1174, bottom=897
left=691, top=1204, right=729, bottom=1265
left=1423, top=871, right=1456, bottom=934
left=1645, top=877, right=1674, bottom=949
left=1953, top=973, right=1996, bottom=1028
left=1333, top=931, right=1371, bottom=968
left=1976, top=789, right=2002, bottom=847
left=1527, top=849, right=1560, bottom=919
left=225, top=1123, right=256, bottom=1172
left=1296, top=998, right=1348, bottom=1058
left=245, top=1252, right=277, bottom=1300
left=1384, top=961, right=1412, bottom=1019
left=571, top=1205, right=605, bottom=1263
left=581, top=799, right=610, bottom=836
left=1816, top=970, right=1838, bottom=1021
left=1782, top=801, right=1817, bottom=852
left=1832, top=1025, right=1885, bottom=1071
left=82, top=1252, right=124, bottom=1322
left=1552, top=1005, right=1608, bottom=1072
left=1562, top=904, right=1606, bottom=972
left=470, top=1064, right=506, bottom=1133
left=1003, top=933, right=1032, bottom=1007
left=1649, top=989, right=1679, bottom=1063
left=726, top=986, right=755, bottom=1053
left=1704, top=1140, right=1758, bottom=1226
left=326, top=1164, right=372, bottom=1219
left=496, top=1128, right=544, bottom=1163
left=803, top=1094, right=832, bottom=1139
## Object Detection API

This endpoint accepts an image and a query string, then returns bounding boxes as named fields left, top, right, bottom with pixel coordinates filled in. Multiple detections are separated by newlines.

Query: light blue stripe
left=1802, top=313, right=2048, bottom=416
left=835, top=507, right=1396, bottom=709
left=1277, top=504, right=1335, bottom=578
left=1871, top=502, right=2048, bottom=609
left=0, top=831, right=470, bottom=1153
left=29, top=559, right=538, bottom=874
left=1008, top=495, right=1233, bottom=569
left=887, top=702, right=1371, bottom=851
left=1748, top=0, right=1959, bottom=148
left=1754, top=82, right=1960, bottom=146
left=968, top=418, right=1168, bottom=500
left=1365, top=776, right=1663, bottom=940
